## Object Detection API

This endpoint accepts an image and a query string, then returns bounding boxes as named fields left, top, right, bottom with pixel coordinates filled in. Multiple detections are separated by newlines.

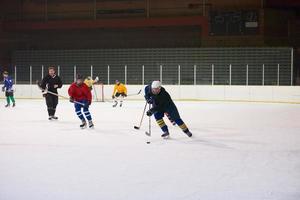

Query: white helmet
left=151, top=81, right=162, bottom=89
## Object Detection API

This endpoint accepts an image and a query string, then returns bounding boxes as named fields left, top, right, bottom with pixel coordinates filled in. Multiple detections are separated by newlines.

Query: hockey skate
left=112, top=101, right=118, bottom=107
left=88, top=121, right=94, bottom=128
left=161, top=131, right=170, bottom=139
left=80, top=120, right=87, bottom=129
left=51, top=116, right=58, bottom=120
left=184, top=130, right=193, bottom=137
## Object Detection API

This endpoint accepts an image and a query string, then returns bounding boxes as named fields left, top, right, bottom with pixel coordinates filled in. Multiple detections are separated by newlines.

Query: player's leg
left=45, top=94, right=54, bottom=119
left=119, top=93, right=125, bottom=107
left=9, top=92, right=15, bottom=107
left=167, top=105, right=192, bottom=137
left=75, top=103, right=86, bottom=128
left=165, top=112, right=176, bottom=125
left=5, top=91, right=10, bottom=107
left=83, top=105, right=94, bottom=128
left=113, top=93, right=120, bottom=107
left=51, top=95, right=59, bottom=119
left=154, top=112, right=169, bottom=138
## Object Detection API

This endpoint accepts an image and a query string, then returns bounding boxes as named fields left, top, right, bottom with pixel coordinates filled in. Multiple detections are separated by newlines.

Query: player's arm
left=55, top=76, right=63, bottom=89
left=2, top=80, right=6, bottom=92
left=112, top=85, right=117, bottom=98
left=40, top=76, right=47, bottom=90
left=94, top=76, right=99, bottom=83
left=144, top=85, right=153, bottom=104
left=68, top=84, right=74, bottom=102
left=85, top=85, right=92, bottom=105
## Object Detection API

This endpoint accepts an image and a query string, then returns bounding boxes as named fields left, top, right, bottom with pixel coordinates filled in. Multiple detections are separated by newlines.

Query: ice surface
left=0, top=100, right=300, bottom=200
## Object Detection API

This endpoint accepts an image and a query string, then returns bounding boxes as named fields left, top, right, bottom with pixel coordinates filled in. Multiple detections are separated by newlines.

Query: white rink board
left=6, top=85, right=300, bottom=103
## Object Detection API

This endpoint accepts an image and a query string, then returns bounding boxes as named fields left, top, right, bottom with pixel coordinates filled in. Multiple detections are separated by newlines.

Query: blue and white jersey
left=3, top=76, right=14, bottom=92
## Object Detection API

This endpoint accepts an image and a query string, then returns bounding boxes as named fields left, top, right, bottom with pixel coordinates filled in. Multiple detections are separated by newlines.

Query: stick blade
left=134, top=126, right=140, bottom=130
left=145, top=131, right=151, bottom=137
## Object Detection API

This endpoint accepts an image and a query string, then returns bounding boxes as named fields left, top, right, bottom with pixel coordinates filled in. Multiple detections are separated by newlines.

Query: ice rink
left=0, top=99, right=300, bottom=200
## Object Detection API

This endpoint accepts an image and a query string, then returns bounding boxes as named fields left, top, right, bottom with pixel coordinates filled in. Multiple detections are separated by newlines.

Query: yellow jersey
left=84, top=78, right=97, bottom=88
left=113, top=83, right=127, bottom=95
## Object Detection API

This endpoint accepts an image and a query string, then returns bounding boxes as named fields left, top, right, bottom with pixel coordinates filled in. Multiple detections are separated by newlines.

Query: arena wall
left=6, top=85, right=300, bottom=104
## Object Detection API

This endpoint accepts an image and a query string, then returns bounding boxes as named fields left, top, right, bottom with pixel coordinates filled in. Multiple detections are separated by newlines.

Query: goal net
left=92, top=83, right=105, bottom=102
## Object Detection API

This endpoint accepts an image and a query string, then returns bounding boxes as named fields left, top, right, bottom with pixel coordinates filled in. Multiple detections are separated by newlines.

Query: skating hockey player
left=144, top=81, right=192, bottom=138
left=2, top=71, right=16, bottom=107
left=40, top=66, right=63, bottom=120
left=84, top=76, right=99, bottom=90
left=112, top=80, right=127, bottom=107
left=68, top=74, right=94, bottom=129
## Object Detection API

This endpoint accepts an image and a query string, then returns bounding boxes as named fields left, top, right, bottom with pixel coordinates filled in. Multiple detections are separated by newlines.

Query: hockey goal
left=92, top=83, right=105, bottom=102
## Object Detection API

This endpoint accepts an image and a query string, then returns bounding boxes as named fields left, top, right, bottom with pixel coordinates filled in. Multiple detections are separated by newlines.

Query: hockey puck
left=146, top=141, right=151, bottom=144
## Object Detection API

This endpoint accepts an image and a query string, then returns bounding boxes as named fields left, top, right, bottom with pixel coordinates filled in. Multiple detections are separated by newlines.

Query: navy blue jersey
left=2, top=76, right=14, bottom=92
left=144, top=85, right=175, bottom=113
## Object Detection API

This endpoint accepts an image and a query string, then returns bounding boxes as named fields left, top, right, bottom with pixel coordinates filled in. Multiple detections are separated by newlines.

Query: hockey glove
left=84, top=102, right=90, bottom=108
left=146, top=109, right=154, bottom=116
left=69, top=97, right=74, bottom=103
left=112, top=95, right=115, bottom=99
left=1, top=87, right=5, bottom=92
left=146, top=97, right=153, bottom=104
left=124, top=94, right=127, bottom=97
left=41, top=90, right=47, bottom=97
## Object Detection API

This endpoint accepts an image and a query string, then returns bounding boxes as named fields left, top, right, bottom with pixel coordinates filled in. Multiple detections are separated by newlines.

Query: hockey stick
left=134, top=101, right=147, bottom=130
left=145, top=104, right=152, bottom=137
left=127, top=89, right=142, bottom=97
left=46, top=90, right=86, bottom=107
left=36, top=80, right=86, bottom=107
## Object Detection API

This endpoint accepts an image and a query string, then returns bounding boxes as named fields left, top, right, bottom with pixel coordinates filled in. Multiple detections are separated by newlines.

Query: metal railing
left=10, top=63, right=293, bottom=86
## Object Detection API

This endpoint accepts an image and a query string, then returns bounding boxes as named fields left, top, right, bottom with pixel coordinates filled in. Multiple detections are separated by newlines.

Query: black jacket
left=41, top=75, right=63, bottom=94
left=144, top=85, right=175, bottom=113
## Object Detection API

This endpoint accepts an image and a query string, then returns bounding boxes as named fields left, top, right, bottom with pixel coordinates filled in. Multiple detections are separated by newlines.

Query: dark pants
left=115, top=92, right=126, bottom=97
left=45, top=94, right=58, bottom=116
left=153, top=103, right=189, bottom=133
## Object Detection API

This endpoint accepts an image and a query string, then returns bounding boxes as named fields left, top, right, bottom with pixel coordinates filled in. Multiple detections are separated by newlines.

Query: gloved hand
left=41, top=90, right=47, bottom=97
left=2, top=87, right=5, bottom=92
left=146, top=109, right=154, bottom=116
left=69, top=97, right=74, bottom=103
left=112, top=95, right=115, bottom=99
left=146, top=97, right=153, bottom=104
left=124, top=94, right=127, bottom=97
left=84, top=101, right=91, bottom=108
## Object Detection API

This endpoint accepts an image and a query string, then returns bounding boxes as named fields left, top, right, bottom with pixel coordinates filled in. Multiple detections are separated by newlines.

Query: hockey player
left=112, top=80, right=127, bottom=107
left=68, top=74, right=94, bottom=129
left=2, top=71, right=15, bottom=107
left=84, top=76, right=99, bottom=90
left=40, top=66, right=63, bottom=120
left=144, top=81, right=192, bottom=138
